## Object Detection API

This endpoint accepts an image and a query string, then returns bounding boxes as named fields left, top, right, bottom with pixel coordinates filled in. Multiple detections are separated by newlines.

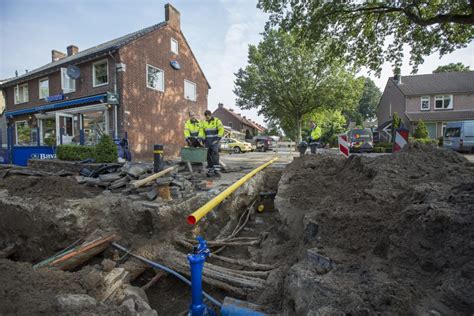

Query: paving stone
left=123, top=285, right=149, bottom=304
left=99, top=173, right=122, bottom=182
left=56, top=294, right=97, bottom=311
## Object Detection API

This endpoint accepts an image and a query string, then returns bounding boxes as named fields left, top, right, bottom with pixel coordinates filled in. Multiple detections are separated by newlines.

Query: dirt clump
left=264, top=144, right=474, bottom=315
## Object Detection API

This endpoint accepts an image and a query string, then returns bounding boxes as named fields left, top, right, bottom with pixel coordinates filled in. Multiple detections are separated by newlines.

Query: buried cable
left=111, top=242, right=223, bottom=308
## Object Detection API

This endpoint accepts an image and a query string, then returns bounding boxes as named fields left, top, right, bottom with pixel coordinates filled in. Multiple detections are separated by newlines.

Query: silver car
left=443, top=121, right=474, bottom=153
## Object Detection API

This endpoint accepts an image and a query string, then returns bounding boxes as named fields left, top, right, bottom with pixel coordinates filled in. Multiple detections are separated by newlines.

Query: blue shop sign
left=12, top=146, right=56, bottom=166
left=46, top=94, right=64, bottom=102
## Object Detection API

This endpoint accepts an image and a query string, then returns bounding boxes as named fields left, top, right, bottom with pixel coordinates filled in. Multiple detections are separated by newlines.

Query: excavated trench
left=0, top=166, right=285, bottom=315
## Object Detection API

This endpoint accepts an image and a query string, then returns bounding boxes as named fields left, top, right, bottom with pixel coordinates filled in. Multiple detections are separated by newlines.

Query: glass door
left=55, top=113, right=74, bottom=144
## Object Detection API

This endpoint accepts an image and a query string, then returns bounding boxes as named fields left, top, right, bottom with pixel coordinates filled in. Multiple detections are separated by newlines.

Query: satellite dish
left=66, top=65, right=81, bottom=79
left=170, top=60, right=181, bottom=70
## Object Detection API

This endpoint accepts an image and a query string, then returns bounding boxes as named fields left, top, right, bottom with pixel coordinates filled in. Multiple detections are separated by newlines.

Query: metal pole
left=153, top=144, right=164, bottom=172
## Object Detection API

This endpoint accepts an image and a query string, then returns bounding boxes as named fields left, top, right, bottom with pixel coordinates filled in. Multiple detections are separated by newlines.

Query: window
left=420, top=96, right=430, bottom=111
left=93, top=60, right=109, bottom=87
left=14, top=83, right=29, bottom=104
left=39, top=78, right=49, bottom=99
left=434, top=95, right=453, bottom=110
left=61, top=68, right=76, bottom=93
left=445, top=127, right=460, bottom=137
left=171, top=38, right=179, bottom=54
left=15, top=120, right=32, bottom=145
left=184, top=80, right=196, bottom=101
left=147, top=65, right=164, bottom=91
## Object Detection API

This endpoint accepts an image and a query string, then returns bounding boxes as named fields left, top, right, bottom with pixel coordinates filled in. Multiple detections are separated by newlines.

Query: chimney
left=52, top=49, right=66, bottom=62
left=165, top=3, right=180, bottom=30
left=218, top=102, right=224, bottom=109
left=229, top=108, right=234, bottom=112
left=67, top=45, right=79, bottom=56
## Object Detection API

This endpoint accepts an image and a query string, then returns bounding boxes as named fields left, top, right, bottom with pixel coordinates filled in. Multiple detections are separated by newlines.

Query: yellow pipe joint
left=187, top=157, right=278, bottom=225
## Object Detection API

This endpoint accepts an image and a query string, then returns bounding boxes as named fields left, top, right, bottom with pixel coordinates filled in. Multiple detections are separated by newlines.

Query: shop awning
left=5, top=93, right=107, bottom=117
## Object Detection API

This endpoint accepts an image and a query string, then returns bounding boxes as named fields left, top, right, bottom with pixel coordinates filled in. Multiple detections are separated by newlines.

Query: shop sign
left=30, top=153, right=57, bottom=160
left=107, top=92, right=119, bottom=105
left=46, top=94, right=64, bottom=102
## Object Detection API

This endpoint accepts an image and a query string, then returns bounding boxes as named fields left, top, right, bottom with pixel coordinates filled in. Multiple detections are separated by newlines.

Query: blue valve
left=188, top=236, right=215, bottom=316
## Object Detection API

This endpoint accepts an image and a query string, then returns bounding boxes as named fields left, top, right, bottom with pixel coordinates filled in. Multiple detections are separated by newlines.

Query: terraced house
left=377, top=71, right=474, bottom=141
left=0, top=3, right=210, bottom=163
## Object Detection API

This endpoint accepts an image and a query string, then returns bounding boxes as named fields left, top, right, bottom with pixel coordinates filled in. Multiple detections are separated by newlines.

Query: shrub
left=95, top=134, right=117, bottom=163
left=374, top=147, right=382, bottom=153
left=412, top=138, right=438, bottom=145
left=57, top=144, right=95, bottom=161
left=414, top=120, right=429, bottom=139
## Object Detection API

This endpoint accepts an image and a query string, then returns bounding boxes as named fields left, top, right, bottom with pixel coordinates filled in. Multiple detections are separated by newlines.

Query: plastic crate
left=180, top=147, right=207, bottom=163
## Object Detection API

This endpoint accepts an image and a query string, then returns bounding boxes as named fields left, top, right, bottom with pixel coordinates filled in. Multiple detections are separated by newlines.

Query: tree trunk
left=296, top=112, right=302, bottom=142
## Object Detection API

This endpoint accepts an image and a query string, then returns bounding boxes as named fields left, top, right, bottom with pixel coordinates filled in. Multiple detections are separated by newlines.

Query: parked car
left=347, top=128, right=374, bottom=153
left=443, top=121, right=474, bottom=153
left=219, top=138, right=253, bottom=153
left=253, top=136, right=275, bottom=152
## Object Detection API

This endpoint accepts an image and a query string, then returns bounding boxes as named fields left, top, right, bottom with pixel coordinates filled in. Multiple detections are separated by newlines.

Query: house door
left=56, top=113, right=74, bottom=144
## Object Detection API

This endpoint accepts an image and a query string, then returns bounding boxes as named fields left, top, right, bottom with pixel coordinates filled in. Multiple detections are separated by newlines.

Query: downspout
left=109, top=51, right=118, bottom=138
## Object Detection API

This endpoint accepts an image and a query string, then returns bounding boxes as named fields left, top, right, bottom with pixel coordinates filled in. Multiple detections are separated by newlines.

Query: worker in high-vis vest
left=202, top=110, right=224, bottom=176
left=309, top=121, right=322, bottom=154
left=184, top=111, right=203, bottom=147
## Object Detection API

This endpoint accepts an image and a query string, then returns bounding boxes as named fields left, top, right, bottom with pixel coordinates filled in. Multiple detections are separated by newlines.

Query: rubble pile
left=75, top=162, right=209, bottom=202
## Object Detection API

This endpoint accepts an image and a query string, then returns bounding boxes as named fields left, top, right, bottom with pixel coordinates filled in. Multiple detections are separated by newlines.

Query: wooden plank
left=129, top=166, right=177, bottom=189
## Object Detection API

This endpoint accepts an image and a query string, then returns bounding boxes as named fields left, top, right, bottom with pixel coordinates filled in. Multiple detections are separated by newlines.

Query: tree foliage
left=234, top=30, right=363, bottom=141
left=414, top=120, right=429, bottom=139
left=258, top=0, right=474, bottom=74
left=433, top=62, right=471, bottom=73
left=391, top=112, right=402, bottom=142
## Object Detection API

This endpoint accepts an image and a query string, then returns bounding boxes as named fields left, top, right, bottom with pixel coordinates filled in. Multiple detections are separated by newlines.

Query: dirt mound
left=272, top=144, right=474, bottom=315
left=0, top=173, right=102, bottom=201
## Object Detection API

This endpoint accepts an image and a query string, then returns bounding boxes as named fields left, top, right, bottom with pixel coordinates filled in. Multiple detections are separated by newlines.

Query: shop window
left=61, top=68, right=76, bottom=93
left=15, top=120, right=32, bottom=145
left=39, top=78, right=49, bottom=99
left=93, top=60, right=109, bottom=87
left=41, top=118, right=56, bottom=146
left=147, top=65, right=164, bottom=91
left=184, top=80, right=196, bottom=101
left=14, top=83, right=29, bottom=104
left=83, top=111, right=107, bottom=145
left=171, top=38, right=179, bottom=54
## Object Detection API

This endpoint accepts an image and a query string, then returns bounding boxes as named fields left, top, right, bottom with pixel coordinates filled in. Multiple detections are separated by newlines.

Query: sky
left=1, top=0, right=473, bottom=126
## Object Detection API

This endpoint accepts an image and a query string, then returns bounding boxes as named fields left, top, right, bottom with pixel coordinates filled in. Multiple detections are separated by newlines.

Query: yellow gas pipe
left=187, top=157, right=279, bottom=225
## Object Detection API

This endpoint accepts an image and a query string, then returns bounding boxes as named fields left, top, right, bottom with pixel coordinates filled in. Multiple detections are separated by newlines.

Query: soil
left=260, top=144, right=474, bottom=315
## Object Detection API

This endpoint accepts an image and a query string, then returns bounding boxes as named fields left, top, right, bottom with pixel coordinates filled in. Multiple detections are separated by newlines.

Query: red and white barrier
left=338, top=134, right=350, bottom=158
left=393, top=128, right=409, bottom=153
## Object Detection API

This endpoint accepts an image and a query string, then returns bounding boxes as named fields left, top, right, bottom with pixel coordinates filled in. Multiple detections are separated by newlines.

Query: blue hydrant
left=188, top=236, right=214, bottom=316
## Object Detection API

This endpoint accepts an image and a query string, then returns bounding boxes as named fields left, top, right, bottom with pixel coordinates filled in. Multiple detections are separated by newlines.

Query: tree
left=433, top=62, right=471, bottom=73
left=357, top=78, right=382, bottom=120
left=234, top=30, right=363, bottom=141
left=414, top=120, right=429, bottom=139
left=391, top=112, right=402, bottom=143
left=258, top=0, right=474, bottom=74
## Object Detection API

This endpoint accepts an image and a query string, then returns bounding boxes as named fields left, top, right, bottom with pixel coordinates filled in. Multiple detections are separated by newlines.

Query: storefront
left=3, top=93, right=117, bottom=165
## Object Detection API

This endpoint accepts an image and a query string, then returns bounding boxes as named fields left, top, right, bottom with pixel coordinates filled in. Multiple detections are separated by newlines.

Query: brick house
left=213, top=103, right=265, bottom=139
left=377, top=71, right=474, bottom=140
left=0, top=3, right=210, bottom=161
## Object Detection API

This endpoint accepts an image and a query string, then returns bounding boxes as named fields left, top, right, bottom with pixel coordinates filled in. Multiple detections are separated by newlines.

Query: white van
left=443, top=121, right=474, bottom=153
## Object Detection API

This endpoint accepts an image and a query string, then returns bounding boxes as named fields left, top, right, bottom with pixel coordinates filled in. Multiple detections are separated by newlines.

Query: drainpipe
left=109, top=51, right=118, bottom=138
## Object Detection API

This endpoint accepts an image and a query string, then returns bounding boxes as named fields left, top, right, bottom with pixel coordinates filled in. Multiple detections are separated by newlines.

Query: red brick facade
left=1, top=4, right=209, bottom=161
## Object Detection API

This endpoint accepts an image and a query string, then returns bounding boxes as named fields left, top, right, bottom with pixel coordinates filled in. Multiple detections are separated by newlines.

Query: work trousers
left=309, top=142, right=318, bottom=154
left=206, top=143, right=220, bottom=172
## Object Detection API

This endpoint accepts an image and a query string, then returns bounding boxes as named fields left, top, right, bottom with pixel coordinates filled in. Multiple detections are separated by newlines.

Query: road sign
left=338, top=134, right=350, bottom=158
left=393, top=128, right=409, bottom=153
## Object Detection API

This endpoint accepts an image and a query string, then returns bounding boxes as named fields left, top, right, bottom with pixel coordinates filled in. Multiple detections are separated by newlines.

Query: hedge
left=411, top=138, right=438, bottom=145
left=57, top=144, right=96, bottom=161
left=56, top=135, right=118, bottom=162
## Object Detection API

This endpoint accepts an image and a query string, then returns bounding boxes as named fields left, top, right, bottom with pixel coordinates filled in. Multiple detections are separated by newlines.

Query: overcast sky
left=1, top=0, right=473, bottom=125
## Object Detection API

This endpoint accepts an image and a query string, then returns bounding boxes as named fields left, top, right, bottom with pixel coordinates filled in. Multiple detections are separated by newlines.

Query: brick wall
left=119, top=24, right=209, bottom=160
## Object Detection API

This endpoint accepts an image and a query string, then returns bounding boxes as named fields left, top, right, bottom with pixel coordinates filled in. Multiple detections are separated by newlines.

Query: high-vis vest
left=184, top=119, right=202, bottom=139
left=201, top=117, right=224, bottom=144
left=310, top=126, right=322, bottom=141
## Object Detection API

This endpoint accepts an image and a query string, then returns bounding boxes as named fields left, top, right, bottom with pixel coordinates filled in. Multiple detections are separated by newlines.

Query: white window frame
left=92, top=59, right=109, bottom=87
left=39, top=77, right=49, bottom=99
left=15, top=120, right=30, bottom=145
left=434, top=95, right=453, bottom=110
left=14, top=83, right=29, bottom=104
left=61, top=68, right=76, bottom=93
left=420, top=96, right=430, bottom=111
left=146, top=64, right=165, bottom=92
left=171, top=38, right=179, bottom=54
left=184, top=80, right=196, bottom=101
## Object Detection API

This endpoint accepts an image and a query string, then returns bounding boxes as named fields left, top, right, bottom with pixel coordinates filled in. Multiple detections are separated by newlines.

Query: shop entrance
left=56, top=113, right=74, bottom=144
